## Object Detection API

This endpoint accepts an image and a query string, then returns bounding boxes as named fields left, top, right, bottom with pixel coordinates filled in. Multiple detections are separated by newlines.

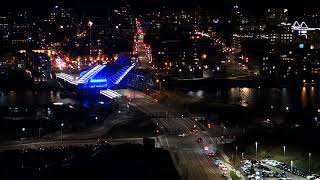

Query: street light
left=60, top=123, right=64, bottom=144
left=241, top=152, right=244, bottom=159
left=309, top=153, right=312, bottom=173
left=38, top=127, right=42, bottom=142
left=21, top=127, right=26, bottom=140
left=255, top=142, right=258, bottom=160
left=283, top=145, right=286, bottom=157
left=235, top=146, right=238, bottom=159
left=290, top=160, right=293, bottom=172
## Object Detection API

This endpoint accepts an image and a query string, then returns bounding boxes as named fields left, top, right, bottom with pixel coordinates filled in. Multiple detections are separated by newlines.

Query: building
left=0, top=15, right=10, bottom=42
left=29, top=52, right=52, bottom=82
left=10, top=10, right=32, bottom=45
left=266, top=8, right=288, bottom=26
left=56, top=55, right=156, bottom=94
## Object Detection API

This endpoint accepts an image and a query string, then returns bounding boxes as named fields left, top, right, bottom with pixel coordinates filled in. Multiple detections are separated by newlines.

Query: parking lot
left=240, top=159, right=320, bottom=180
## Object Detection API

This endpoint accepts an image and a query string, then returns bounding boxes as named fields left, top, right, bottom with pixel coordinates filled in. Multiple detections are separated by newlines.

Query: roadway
left=0, top=138, right=146, bottom=152
left=0, top=88, right=235, bottom=180
left=158, top=133, right=224, bottom=180
left=123, top=89, right=229, bottom=180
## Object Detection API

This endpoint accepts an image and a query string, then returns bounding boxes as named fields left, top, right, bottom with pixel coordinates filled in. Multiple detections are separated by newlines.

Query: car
left=222, top=171, right=228, bottom=177
left=208, top=151, right=215, bottom=157
left=248, top=174, right=255, bottom=179
left=191, top=127, right=198, bottom=133
left=280, top=172, right=287, bottom=178
left=243, top=169, right=251, bottom=175
left=214, top=159, right=223, bottom=166
left=222, top=167, right=228, bottom=171
left=307, top=175, right=315, bottom=179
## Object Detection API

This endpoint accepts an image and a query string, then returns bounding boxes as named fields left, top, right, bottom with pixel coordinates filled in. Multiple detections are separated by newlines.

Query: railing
left=77, top=65, right=106, bottom=84
left=100, top=89, right=122, bottom=99
left=56, top=73, right=78, bottom=85
left=114, top=64, right=135, bottom=84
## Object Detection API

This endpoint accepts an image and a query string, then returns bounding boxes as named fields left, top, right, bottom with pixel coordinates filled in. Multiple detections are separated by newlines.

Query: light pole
left=255, top=142, right=258, bottom=160
left=309, top=153, right=311, bottom=173
left=241, top=152, right=244, bottom=159
left=283, top=145, right=286, bottom=157
left=156, top=79, right=161, bottom=91
left=60, top=123, right=64, bottom=144
left=21, top=127, right=26, bottom=140
left=118, top=110, right=121, bottom=122
left=235, top=146, right=238, bottom=160
left=290, top=160, right=293, bottom=172
left=38, top=128, right=41, bottom=142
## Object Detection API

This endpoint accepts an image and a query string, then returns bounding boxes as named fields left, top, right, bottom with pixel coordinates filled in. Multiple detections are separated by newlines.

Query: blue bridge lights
left=56, top=54, right=138, bottom=94
left=90, top=78, right=107, bottom=83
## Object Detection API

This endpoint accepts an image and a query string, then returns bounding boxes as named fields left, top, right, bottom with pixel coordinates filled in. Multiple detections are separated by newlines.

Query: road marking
left=209, top=136, right=215, bottom=144
left=165, top=136, right=170, bottom=148
left=158, top=137, right=163, bottom=147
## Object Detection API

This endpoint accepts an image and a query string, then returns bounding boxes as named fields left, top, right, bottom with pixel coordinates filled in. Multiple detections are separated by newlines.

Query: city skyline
left=0, top=1, right=320, bottom=180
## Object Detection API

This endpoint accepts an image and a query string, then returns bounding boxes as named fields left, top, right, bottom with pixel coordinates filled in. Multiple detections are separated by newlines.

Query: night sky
left=0, top=0, right=318, bottom=15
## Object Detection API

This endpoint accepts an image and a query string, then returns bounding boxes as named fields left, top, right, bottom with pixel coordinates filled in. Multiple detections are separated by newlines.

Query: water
left=2, top=87, right=320, bottom=111
left=0, top=91, right=77, bottom=106
left=187, top=87, right=320, bottom=111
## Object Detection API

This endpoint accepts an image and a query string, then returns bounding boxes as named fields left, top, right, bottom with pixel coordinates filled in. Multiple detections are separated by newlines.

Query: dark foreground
left=0, top=143, right=180, bottom=180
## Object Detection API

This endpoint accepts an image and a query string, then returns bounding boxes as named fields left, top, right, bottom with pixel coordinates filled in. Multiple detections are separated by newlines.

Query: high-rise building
left=0, top=15, right=10, bottom=42
left=11, top=10, right=32, bottom=45
left=49, top=5, right=76, bottom=28
left=303, top=8, right=320, bottom=28
left=266, top=8, right=288, bottom=26
left=29, top=53, right=52, bottom=82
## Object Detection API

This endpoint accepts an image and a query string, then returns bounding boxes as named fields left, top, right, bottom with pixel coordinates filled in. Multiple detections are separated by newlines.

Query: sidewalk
left=219, top=149, right=246, bottom=180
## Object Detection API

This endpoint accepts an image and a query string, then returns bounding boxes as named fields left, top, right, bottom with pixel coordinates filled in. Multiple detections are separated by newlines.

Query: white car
left=222, top=167, right=228, bottom=171
left=307, top=175, right=315, bottom=179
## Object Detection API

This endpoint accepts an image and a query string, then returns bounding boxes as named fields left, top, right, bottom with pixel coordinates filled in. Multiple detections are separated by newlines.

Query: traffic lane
left=158, top=135, right=197, bottom=150
left=160, top=134, right=224, bottom=179
left=0, top=138, right=144, bottom=152
left=159, top=132, right=219, bottom=153
left=157, top=134, right=222, bottom=179
left=193, top=148, right=225, bottom=179
left=178, top=150, right=224, bottom=180
left=178, top=150, right=198, bottom=180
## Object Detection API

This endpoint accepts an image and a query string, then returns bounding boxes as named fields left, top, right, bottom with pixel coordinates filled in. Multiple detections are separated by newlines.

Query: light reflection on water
left=0, top=91, right=77, bottom=106
left=187, top=87, right=320, bottom=110
left=187, top=90, right=204, bottom=99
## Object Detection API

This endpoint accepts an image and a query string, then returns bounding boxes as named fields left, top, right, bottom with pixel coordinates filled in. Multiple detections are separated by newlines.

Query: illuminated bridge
left=56, top=54, right=156, bottom=99
left=291, top=21, right=320, bottom=31
left=291, top=21, right=320, bottom=39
